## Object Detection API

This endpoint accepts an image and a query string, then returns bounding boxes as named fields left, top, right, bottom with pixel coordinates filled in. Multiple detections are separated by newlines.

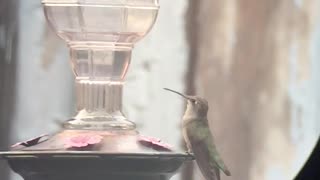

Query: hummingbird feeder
left=0, top=0, right=193, bottom=179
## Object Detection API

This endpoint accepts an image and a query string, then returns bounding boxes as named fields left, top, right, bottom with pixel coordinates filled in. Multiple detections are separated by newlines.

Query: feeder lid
left=42, top=0, right=159, bottom=7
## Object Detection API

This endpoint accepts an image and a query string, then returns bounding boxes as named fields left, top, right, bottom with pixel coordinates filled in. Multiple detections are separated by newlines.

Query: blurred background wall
left=0, top=1, right=320, bottom=180
left=186, top=1, right=320, bottom=180
left=0, top=1, right=18, bottom=180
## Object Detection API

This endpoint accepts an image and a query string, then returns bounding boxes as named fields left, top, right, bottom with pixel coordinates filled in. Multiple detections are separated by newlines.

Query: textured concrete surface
left=187, top=0, right=320, bottom=180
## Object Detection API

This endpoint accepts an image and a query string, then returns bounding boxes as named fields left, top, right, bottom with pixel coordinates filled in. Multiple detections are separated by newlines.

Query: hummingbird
left=164, top=88, right=231, bottom=180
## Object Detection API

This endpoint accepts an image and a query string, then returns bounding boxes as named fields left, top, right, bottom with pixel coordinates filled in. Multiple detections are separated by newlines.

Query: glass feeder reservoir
left=43, top=0, right=159, bottom=130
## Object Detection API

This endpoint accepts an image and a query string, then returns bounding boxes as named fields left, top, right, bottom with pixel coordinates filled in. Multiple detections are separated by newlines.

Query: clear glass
left=42, top=0, right=159, bottom=130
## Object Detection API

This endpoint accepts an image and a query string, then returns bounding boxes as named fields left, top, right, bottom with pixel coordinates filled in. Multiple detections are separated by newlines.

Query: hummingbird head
left=164, top=88, right=209, bottom=118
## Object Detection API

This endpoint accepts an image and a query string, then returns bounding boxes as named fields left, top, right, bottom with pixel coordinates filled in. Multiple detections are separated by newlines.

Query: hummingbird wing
left=187, top=121, right=231, bottom=179
left=204, top=130, right=231, bottom=176
left=188, top=133, right=221, bottom=180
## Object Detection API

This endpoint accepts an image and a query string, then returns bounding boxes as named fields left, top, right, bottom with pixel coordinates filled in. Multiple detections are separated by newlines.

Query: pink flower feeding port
left=0, top=1, right=193, bottom=180
left=64, top=133, right=103, bottom=149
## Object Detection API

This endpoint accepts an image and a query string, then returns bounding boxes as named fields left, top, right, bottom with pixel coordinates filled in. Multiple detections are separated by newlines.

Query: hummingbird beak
left=163, top=88, right=192, bottom=100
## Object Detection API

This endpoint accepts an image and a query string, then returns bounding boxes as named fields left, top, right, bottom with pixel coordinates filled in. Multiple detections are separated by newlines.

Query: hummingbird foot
left=185, top=149, right=193, bottom=155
